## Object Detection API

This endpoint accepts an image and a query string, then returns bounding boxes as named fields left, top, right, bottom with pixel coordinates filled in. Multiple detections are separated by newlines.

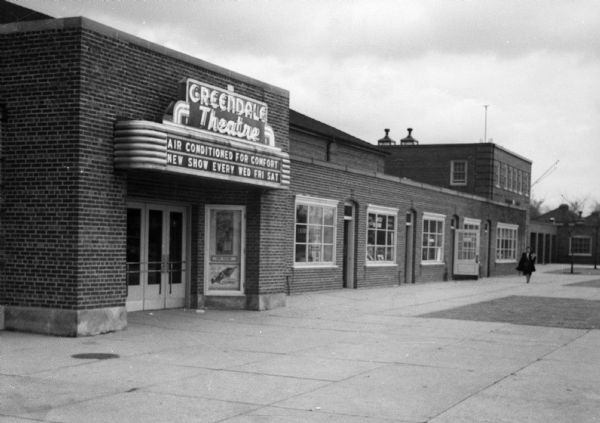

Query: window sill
left=293, top=264, right=338, bottom=270
left=495, top=259, right=516, bottom=264
left=420, top=261, right=445, bottom=266
left=365, top=262, right=398, bottom=267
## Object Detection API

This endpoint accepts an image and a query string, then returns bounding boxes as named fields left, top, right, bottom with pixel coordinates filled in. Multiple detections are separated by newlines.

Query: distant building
left=378, top=129, right=532, bottom=208
left=533, top=205, right=600, bottom=267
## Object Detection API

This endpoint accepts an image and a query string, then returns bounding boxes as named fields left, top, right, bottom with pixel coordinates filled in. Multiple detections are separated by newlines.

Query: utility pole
left=483, top=105, right=489, bottom=143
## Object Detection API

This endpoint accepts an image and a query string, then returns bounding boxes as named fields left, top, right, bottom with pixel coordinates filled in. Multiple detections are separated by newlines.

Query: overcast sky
left=14, top=0, right=600, bottom=213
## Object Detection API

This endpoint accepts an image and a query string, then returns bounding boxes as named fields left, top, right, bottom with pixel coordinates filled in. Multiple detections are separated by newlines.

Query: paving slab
left=23, top=391, right=258, bottom=423
left=274, top=363, right=505, bottom=421
left=1, top=264, right=599, bottom=422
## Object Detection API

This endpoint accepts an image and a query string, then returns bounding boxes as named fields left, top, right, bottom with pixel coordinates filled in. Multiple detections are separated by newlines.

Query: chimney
left=377, top=128, right=396, bottom=146
left=400, top=128, right=419, bottom=146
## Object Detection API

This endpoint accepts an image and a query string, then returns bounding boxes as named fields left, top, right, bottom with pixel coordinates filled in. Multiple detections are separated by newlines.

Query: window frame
left=366, top=205, right=398, bottom=266
left=496, top=223, right=518, bottom=262
left=463, top=217, right=481, bottom=231
left=570, top=236, right=592, bottom=256
left=294, top=195, right=338, bottom=268
left=421, top=212, right=446, bottom=265
left=450, top=160, right=468, bottom=186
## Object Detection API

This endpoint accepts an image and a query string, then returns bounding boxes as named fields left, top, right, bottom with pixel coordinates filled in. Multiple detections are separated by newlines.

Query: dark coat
left=517, top=252, right=536, bottom=274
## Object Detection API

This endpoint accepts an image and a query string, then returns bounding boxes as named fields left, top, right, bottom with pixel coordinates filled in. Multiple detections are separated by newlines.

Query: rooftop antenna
left=482, top=104, right=489, bottom=143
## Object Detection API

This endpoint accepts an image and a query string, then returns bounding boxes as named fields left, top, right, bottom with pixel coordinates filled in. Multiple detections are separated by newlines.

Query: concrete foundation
left=3, top=305, right=127, bottom=337
left=199, top=293, right=287, bottom=311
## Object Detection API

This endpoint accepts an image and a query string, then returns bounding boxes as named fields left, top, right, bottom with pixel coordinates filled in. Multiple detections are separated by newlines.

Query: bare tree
left=560, top=195, right=588, bottom=215
left=529, top=197, right=546, bottom=219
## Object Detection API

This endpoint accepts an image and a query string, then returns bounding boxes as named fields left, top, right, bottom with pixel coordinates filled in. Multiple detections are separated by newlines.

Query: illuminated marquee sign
left=114, top=78, right=288, bottom=189
left=171, top=79, right=274, bottom=147
left=114, top=120, right=290, bottom=189
left=166, top=136, right=282, bottom=184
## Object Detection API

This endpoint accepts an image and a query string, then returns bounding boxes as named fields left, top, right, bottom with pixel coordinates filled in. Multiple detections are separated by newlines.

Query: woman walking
left=517, top=247, right=537, bottom=283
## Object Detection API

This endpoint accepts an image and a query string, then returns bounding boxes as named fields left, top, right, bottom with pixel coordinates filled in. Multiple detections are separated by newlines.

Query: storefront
left=0, top=14, right=529, bottom=337
left=0, top=17, right=294, bottom=335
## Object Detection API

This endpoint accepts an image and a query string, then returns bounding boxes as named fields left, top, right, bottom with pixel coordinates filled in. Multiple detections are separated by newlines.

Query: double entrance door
left=126, top=202, right=187, bottom=311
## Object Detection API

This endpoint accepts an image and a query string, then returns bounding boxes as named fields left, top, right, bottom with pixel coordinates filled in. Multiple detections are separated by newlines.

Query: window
left=294, top=196, right=337, bottom=266
left=494, top=162, right=500, bottom=188
left=366, top=205, right=398, bottom=264
left=450, top=160, right=467, bottom=185
left=570, top=236, right=592, bottom=256
left=496, top=223, right=518, bottom=262
left=500, top=163, right=507, bottom=189
left=523, top=172, right=530, bottom=197
left=422, top=213, right=445, bottom=263
left=507, top=166, right=513, bottom=192
left=512, top=168, right=518, bottom=192
left=517, top=170, right=523, bottom=194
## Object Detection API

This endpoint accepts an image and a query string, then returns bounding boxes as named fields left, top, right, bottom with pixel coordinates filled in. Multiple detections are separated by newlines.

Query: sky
left=13, top=0, right=600, bottom=214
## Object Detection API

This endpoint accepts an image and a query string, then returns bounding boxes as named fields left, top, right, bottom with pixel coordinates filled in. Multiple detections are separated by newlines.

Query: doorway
left=404, top=210, right=417, bottom=284
left=126, top=203, right=188, bottom=311
left=343, top=202, right=356, bottom=288
left=453, top=229, right=480, bottom=277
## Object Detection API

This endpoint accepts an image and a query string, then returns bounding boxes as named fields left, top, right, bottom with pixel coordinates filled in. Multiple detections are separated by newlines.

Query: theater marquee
left=114, top=78, right=289, bottom=189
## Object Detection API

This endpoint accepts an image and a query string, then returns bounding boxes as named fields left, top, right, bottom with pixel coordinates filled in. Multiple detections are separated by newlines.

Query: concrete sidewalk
left=1, top=265, right=600, bottom=422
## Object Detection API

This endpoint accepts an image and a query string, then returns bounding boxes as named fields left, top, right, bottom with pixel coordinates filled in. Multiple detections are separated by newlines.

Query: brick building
left=532, top=205, right=600, bottom=267
left=1, top=10, right=529, bottom=336
left=378, top=128, right=532, bottom=208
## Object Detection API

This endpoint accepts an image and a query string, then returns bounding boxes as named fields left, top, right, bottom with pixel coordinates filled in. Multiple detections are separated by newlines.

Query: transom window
left=463, top=217, right=481, bottom=231
left=570, top=236, right=592, bottom=256
left=450, top=160, right=467, bottom=185
left=366, top=205, right=398, bottom=264
left=294, top=196, right=337, bottom=266
left=496, top=223, right=518, bottom=262
left=422, top=213, right=445, bottom=263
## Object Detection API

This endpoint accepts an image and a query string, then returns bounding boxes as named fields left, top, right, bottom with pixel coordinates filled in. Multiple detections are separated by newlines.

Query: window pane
left=308, top=244, right=321, bottom=262
left=323, top=245, right=333, bottom=262
left=368, top=229, right=375, bottom=245
left=376, top=247, right=386, bottom=261
left=295, top=244, right=306, bottom=262
left=308, top=206, right=323, bottom=224
left=368, top=214, right=376, bottom=228
left=296, top=204, right=308, bottom=223
left=386, top=247, right=393, bottom=261
left=377, top=230, right=386, bottom=245
left=308, top=225, right=322, bottom=243
left=323, top=207, right=335, bottom=225
left=296, top=225, right=307, bottom=243
left=323, top=226, right=334, bottom=243
left=367, top=246, right=375, bottom=261
left=387, top=216, right=395, bottom=229
left=387, top=231, right=394, bottom=245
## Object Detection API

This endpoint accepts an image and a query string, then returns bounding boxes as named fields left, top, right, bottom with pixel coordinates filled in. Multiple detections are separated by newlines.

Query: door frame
left=204, top=205, right=246, bottom=296
left=125, top=200, right=190, bottom=311
left=343, top=201, right=356, bottom=288
left=453, top=228, right=480, bottom=277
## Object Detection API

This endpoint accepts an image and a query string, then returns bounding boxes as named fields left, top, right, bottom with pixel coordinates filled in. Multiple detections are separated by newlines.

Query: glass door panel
left=166, top=209, right=186, bottom=308
left=126, top=208, right=143, bottom=310
left=206, top=206, right=245, bottom=295
left=126, top=203, right=187, bottom=311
